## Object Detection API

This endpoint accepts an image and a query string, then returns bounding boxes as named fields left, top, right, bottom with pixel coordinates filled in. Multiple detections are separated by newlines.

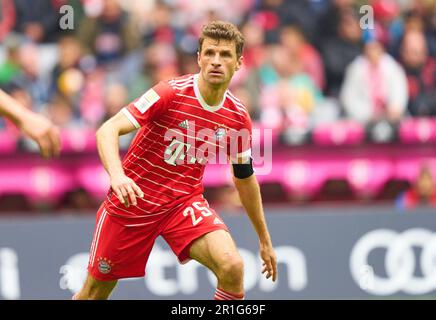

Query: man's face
left=416, top=171, right=434, bottom=199
left=401, top=34, right=427, bottom=69
left=198, top=37, right=242, bottom=86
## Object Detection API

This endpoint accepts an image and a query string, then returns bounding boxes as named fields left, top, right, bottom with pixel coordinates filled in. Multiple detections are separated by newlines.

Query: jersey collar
left=193, top=73, right=226, bottom=112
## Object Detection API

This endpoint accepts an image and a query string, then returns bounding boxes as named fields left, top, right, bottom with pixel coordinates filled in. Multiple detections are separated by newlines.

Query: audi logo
left=350, top=228, right=436, bottom=296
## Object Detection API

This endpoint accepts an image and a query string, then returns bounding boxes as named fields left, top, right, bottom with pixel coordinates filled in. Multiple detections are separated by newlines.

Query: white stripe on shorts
left=89, top=209, right=108, bottom=267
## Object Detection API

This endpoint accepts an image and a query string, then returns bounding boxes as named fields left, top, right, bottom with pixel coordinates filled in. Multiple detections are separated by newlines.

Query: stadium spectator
left=13, top=0, right=61, bottom=43
left=0, top=36, right=21, bottom=85
left=102, top=82, right=133, bottom=149
left=400, top=30, right=436, bottom=116
left=340, top=33, right=408, bottom=125
left=50, top=36, right=84, bottom=99
left=372, top=0, right=403, bottom=53
left=388, top=10, right=425, bottom=59
left=102, top=83, right=128, bottom=122
left=76, top=67, right=105, bottom=128
left=240, top=20, right=267, bottom=71
left=45, top=94, right=84, bottom=128
left=10, top=43, right=51, bottom=112
left=77, top=0, right=140, bottom=65
left=423, top=6, right=436, bottom=57
left=396, top=165, right=436, bottom=210
left=0, top=0, right=16, bottom=42
left=230, top=20, right=268, bottom=115
left=321, top=9, right=362, bottom=97
left=58, top=188, right=96, bottom=212
left=231, top=85, right=259, bottom=121
left=142, top=42, right=179, bottom=82
left=259, top=45, right=324, bottom=141
left=317, top=0, right=355, bottom=41
left=178, top=51, right=201, bottom=77
left=253, top=0, right=317, bottom=44
left=175, top=0, right=252, bottom=27
left=139, top=1, right=181, bottom=47
left=279, top=25, right=325, bottom=91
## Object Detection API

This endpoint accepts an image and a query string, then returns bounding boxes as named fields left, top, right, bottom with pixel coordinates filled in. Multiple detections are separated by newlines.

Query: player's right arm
left=99, top=81, right=172, bottom=206
left=96, top=110, right=144, bottom=207
left=0, top=89, right=61, bottom=159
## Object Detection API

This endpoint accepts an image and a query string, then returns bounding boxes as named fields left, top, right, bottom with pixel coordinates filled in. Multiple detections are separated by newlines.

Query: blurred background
left=1, top=0, right=436, bottom=300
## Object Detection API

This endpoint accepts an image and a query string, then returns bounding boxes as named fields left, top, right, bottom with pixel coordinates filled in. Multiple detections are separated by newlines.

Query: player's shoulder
left=225, top=89, right=250, bottom=119
left=165, top=74, right=195, bottom=92
left=146, top=74, right=194, bottom=101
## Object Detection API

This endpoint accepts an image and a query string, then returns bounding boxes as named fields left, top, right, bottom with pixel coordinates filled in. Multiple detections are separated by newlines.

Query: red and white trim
left=122, top=108, right=141, bottom=129
left=89, top=209, right=108, bottom=267
left=214, top=288, right=245, bottom=300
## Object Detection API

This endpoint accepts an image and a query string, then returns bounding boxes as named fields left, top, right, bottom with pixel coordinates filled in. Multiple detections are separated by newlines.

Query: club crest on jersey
left=97, top=257, right=113, bottom=274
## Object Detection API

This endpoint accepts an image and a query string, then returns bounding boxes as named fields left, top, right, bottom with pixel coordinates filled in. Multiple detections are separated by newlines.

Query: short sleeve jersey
left=104, top=73, right=252, bottom=220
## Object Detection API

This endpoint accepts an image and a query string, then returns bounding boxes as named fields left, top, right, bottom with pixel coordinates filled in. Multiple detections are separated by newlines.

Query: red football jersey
left=104, top=74, right=252, bottom=222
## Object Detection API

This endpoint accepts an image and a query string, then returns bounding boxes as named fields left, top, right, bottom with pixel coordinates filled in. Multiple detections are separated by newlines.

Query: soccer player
left=74, top=21, right=277, bottom=300
left=0, top=89, right=60, bottom=159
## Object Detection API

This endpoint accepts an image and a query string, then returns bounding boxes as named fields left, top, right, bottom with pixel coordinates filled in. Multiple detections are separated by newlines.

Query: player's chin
left=206, top=75, right=227, bottom=85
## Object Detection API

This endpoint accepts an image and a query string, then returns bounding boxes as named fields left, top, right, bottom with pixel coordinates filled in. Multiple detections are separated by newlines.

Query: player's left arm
left=229, top=109, right=277, bottom=281
left=232, top=170, right=277, bottom=282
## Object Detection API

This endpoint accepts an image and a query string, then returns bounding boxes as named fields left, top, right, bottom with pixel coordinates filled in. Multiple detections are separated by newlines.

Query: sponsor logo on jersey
left=178, top=120, right=189, bottom=129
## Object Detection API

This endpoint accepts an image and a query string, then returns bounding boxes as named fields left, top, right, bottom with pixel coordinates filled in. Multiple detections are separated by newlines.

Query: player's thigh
left=189, top=229, right=242, bottom=275
left=88, top=205, right=160, bottom=280
left=161, top=195, right=236, bottom=269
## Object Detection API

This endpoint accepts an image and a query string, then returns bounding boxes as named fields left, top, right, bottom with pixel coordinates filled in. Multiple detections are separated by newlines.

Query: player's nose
left=211, top=53, right=221, bottom=66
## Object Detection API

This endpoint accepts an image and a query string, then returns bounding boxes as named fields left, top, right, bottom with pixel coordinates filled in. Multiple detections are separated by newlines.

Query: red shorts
left=87, top=195, right=229, bottom=281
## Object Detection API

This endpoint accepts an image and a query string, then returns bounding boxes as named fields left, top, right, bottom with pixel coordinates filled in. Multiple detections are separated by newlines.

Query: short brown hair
left=198, top=21, right=245, bottom=58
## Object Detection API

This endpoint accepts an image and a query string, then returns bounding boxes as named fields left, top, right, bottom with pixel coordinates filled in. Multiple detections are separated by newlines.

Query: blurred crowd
left=1, top=0, right=436, bottom=149
left=1, top=0, right=436, bottom=212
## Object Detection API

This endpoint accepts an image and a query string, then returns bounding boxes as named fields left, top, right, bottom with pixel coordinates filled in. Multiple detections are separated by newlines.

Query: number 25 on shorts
left=183, top=202, right=213, bottom=226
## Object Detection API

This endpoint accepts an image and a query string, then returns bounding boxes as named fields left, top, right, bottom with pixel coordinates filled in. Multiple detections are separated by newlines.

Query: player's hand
left=19, top=112, right=61, bottom=159
left=260, top=242, right=277, bottom=282
left=110, top=174, right=144, bottom=207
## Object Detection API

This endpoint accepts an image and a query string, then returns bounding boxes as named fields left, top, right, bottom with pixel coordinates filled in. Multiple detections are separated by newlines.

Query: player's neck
left=197, top=74, right=228, bottom=106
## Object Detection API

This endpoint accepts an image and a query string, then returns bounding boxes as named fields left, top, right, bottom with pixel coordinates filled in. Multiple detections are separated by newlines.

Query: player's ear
left=235, top=55, right=243, bottom=71
left=197, top=51, right=201, bottom=68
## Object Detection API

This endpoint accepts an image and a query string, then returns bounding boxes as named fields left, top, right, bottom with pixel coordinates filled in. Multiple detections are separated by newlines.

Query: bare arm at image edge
left=0, top=89, right=61, bottom=159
